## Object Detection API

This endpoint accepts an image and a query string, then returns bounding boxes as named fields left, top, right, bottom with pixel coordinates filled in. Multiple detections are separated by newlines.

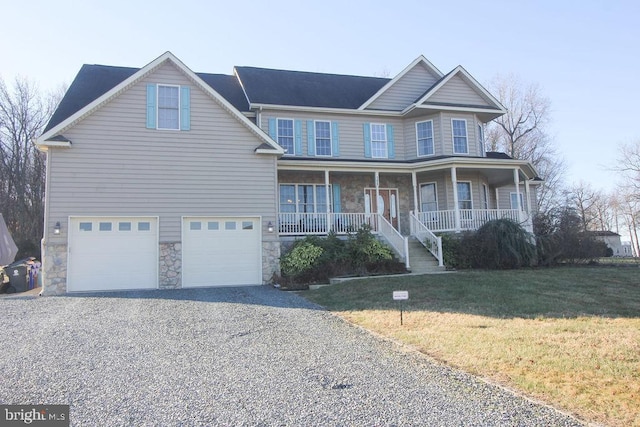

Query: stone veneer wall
left=159, top=242, right=181, bottom=289
left=41, top=242, right=68, bottom=295
left=262, top=240, right=281, bottom=284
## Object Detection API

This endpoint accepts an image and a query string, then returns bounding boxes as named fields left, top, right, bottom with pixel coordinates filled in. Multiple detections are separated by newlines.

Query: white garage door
left=67, top=217, right=158, bottom=292
left=182, top=217, right=261, bottom=287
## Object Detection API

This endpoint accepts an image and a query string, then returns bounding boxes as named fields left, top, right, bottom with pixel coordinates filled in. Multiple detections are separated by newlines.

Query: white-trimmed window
left=370, top=123, right=388, bottom=158
left=279, top=184, right=332, bottom=213
left=416, top=120, right=434, bottom=156
left=457, top=182, right=472, bottom=210
left=158, top=85, right=180, bottom=130
left=452, top=119, right=468, bottom=154
left=477, top=123, right=485, bottom=157
left=277, top=119, right=295, bottom=155
left=315, top=121, right=332, bottom=156
left=420, top=183, right=438, bottom=212
left=510, top=192, right=524, bottom=210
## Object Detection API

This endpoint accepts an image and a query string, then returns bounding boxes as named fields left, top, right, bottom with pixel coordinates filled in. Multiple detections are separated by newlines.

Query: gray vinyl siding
left=404, top=114, right=441, bottom=160
left=367, top=63, right=440, bottom=111
left=497, top=185, right=537, bottom=212
left=260, top=110, right=406, bottom=160
left=440, top=112, right=482, bottom=157
left=428, top=74, right=492, bottom=106
left=46, top=61, right=277, bottom=243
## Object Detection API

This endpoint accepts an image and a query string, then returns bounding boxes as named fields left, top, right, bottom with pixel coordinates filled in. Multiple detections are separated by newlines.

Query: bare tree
left=486, top=74, right=566, bottom=212
left=564, top=181, right=606, bottom=232
left=0, top=76, right=61, bottom=257
left=615, top=140, right=640, bottom=199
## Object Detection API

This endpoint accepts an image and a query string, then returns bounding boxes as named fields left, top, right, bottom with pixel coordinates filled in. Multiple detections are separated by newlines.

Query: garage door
left=67, top=217, right=158, bottom=292
left=182, top=217, right=261, bottom=287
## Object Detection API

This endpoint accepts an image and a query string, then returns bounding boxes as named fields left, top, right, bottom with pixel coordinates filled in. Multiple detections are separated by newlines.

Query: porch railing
left=417, top=209, right=522, bottom=232
left=410, top=211, right=444, bottom=267
left=278, top=212, right=376, bottom=235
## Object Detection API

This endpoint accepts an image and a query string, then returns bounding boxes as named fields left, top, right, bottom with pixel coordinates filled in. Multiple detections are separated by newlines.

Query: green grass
left=301, top=266, right=640, bottom=426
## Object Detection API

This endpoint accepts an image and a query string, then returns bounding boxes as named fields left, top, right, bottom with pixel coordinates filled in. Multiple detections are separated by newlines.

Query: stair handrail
left=376, top=214, right=410, bottom=270
left=410, top=211, right=444, bottom=267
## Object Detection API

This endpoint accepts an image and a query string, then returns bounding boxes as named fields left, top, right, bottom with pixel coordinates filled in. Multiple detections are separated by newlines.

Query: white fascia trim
left=250, top=103, right=401, bottom=117
left=414, top=66, right=507, bottom=114
left=277, top=157, right=538, bottom=178
left=358, top=56, right=444, bottom=110
left=35, top=140, right=71, bottom=151
left=403, top=104, right=505, bottom=115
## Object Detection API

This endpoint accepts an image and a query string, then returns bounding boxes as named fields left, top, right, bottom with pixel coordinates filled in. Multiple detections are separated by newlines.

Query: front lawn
left=301, top=267, right=640, bottom=427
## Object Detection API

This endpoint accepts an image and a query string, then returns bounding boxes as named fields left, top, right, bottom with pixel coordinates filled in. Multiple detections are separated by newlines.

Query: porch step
left=407, top=238, right=445, bottom=274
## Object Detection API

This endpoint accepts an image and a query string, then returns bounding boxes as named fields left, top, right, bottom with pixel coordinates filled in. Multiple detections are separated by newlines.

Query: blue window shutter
left=331, top=122, right=340, bottom=157
left=268, top=118, right=277, bottom=140
left=363, top=123, right=371, bottom=158
left=332, top=184, right=341, bottom=213
left=146, top=84, right=156, bottom=129
left=387, top=124, right=395, bottom=159
left=294, top=120, right=302, bottom=155
left=307, top=120, right=315, bottom=156
left=180, top=86, right=191, bottom=131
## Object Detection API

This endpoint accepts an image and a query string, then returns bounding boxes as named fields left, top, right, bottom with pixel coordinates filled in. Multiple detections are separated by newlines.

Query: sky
left=1, top=0, right=638, bottom=195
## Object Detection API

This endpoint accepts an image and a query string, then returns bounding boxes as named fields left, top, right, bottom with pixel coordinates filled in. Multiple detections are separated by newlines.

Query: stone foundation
left=41, top=242, right=68, bottom=295
left=159, top=242, right=182, bottom=289
left=262, top=240, right=281, bottom=284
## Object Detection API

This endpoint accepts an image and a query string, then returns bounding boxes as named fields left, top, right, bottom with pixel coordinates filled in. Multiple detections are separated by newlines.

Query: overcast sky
left=2, top=0, right=638, bottom=194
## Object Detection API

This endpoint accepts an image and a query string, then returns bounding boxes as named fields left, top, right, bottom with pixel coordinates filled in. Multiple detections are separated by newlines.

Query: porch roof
left=277, top=155, right=539, bottom=183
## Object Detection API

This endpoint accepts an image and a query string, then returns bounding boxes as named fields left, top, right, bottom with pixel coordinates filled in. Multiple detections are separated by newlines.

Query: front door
left=365, top=188, right=399, bottom=230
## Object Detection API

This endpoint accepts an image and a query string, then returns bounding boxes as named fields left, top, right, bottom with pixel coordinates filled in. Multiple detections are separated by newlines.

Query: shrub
left=278, top=225, right=405, bottom=286
left=471, top=219, right=536, bottom=269
left=280, top=241, right=324, bottom=276
left=348, top=224, right=393, bottom=267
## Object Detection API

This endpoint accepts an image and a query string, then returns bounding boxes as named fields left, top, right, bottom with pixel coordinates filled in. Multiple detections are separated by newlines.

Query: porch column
left=375, top=171, right=380, bottom=229
left=324, top=169, right=331, bottom=232
left=412, top=171, right=419, bottom=214
left=513, top=168, right=522, bottom=222
left=451, top=167, right=461, bottom=232
left=524, top=178, right=531, bottom=213
left=495, top=188, right=500, bottom=210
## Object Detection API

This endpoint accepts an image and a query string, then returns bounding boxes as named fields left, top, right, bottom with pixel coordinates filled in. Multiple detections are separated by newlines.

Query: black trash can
left=5, top=260, right=29, bottom=293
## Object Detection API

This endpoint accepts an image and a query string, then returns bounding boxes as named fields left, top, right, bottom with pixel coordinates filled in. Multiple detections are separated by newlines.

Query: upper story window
left=315, top=121, right=332, bottom=156
left=370, top=123, right=388, bottom=158
left=452, top=119, right=468, bottom=154
left=146, top=84, right=190, bottom=131
left=416, top=120, right=434, bottom=156
left=158, top=85, right=180, bottom=129
left=277, top=119, right=295, bottom=155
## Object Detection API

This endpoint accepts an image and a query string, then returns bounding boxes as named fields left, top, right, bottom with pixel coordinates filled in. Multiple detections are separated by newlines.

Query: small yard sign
left=393, top=290, right=409, bottom=325
left=393, top=290, right=409, bottom=300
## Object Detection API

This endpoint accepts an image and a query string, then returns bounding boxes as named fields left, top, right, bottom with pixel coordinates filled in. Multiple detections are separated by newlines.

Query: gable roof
left=413, top=65, right=506, bottom=113
left=39, top=52, right=282, bottom=154
left=234, top=66, right=389, bottom=109
left=358, top=55, right=443, bottom=110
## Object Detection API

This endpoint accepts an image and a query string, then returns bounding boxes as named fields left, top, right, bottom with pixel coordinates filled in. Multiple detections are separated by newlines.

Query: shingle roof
left=44, top=65, right=251, bottom=133
left=234, top=66, right=389, bottom=109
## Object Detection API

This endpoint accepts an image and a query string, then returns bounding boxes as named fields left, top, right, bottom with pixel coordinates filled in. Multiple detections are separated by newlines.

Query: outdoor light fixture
left=267, top=221, right=274, bottom=233
left=54, top=222, right=61, bottom=235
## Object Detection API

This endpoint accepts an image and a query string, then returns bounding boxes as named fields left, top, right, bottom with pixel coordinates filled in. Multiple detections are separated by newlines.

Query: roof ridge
left=234, top=65, right=390, bottom=81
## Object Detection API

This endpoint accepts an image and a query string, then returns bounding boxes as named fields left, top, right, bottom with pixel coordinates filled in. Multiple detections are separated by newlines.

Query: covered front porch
left=277, top=157, right=539, bottom=267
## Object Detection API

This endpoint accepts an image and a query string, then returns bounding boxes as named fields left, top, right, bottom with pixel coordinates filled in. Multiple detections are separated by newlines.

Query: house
left=36, top=52, right=540, bottom=295
left=590, top=231, right=627, bottom=256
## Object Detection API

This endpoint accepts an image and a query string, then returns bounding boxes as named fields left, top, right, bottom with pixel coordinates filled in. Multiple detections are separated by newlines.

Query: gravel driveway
left=1, top=286, right=583, bottom=426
